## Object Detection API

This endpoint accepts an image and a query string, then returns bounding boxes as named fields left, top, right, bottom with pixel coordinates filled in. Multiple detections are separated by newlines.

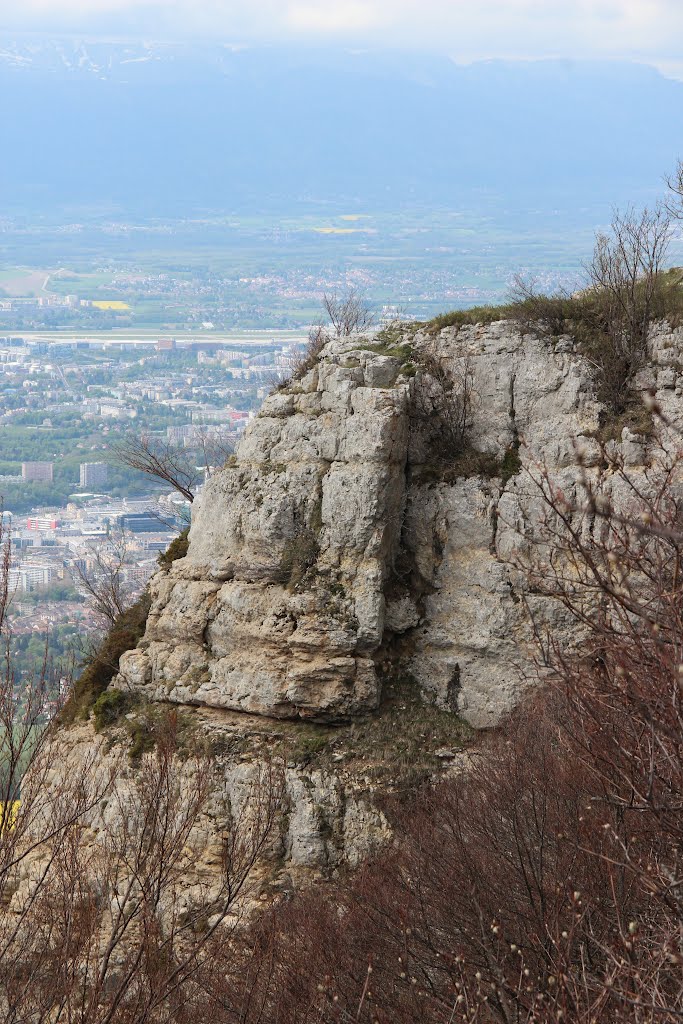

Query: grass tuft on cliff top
left=424, top=268, right=683, bottom=339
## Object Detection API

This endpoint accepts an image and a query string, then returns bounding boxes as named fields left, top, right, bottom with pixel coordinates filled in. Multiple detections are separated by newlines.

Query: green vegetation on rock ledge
left=95, top=697, right=209, bottom=763
left=411, top=444, right=522, bottom=487
left=62, top=591, right=151, bottom=723
left=92, top=688, right=132, bottom=732
left=359, top=339, right=415, bottom=362
left=158, top=527, right=190, bottom=569
left=424, top=269, right=683, bottom=343
left=280, top=673, right=473, bottom=793
left=64, top=529, right=191, bottom=724
left=423, top=265, right=683, bottom=433
left=593, top=395, right=655, bottom=443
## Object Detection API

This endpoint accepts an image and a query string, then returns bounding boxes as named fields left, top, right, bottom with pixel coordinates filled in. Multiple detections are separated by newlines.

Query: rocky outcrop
left=44, top=317, right=683, bottom=890
left=116, top=319, right=683, bottom=728
left=118, top=343, right=411, bottom=721
left=395, top=322, right=601, bottom=725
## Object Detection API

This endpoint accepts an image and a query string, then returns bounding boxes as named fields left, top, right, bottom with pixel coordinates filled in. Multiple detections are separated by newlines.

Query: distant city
left=0, top=327, right=311, bottom=690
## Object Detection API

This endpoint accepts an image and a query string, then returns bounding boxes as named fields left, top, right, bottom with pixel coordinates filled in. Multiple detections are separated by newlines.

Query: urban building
left=22, top=462, right=54, bottom=483
left=7, top=563, right=55, bottom=592
left=117, top=512, right=164, bottom=533
left=26, top=516, right=59, bottom=531
left=79, top=462, right=109, bottom=489
left=167, top=424, right=195, bottom=445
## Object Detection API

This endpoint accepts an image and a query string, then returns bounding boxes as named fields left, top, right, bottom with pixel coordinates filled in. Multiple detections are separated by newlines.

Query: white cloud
left=287, top=2, right=380, bottom=33
left=3, top=0, right=683, bottom=71
left=8, top=0, right=162, bottom=12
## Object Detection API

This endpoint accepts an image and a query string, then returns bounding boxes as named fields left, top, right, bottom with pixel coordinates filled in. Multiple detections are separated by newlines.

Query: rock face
left=36, top=316, right=683, bottom=898
left=398, top=322, right=600, bottom=726
left=23, top=710, right=394, bottom=905
left=119, top=343, right=410, bottom=720
left=114, top=320, right=683, bottom=729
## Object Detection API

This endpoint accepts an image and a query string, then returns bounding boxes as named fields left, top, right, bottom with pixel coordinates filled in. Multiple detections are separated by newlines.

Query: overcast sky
left=3, top=0, right=683, bottom=78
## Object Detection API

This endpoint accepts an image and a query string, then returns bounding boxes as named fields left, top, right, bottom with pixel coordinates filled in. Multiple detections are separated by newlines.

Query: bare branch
left=322, top=289, right=374, bottom=338
left=70, top=533, right=133, bottom=627
left=110, top=434, right=201, bottom=503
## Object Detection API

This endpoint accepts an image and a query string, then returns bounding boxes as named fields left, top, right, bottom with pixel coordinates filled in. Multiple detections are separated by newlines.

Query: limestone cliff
left=116, top=320, right=683, bottom=728
left=48, top=317, right=683, bottom=887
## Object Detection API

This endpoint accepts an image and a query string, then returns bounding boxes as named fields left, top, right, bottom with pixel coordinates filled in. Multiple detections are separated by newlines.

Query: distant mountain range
left=1, top=38, right=682, bottom=215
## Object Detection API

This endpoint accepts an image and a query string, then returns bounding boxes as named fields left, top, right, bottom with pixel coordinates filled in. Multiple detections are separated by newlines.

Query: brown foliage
left=0, top=708, right=283, bottom=1022
left=5, top=340, right=683, bottom=1020
left=215, top=437, right=683, bottom=1023
left=292, top=322, right=329, bottom=381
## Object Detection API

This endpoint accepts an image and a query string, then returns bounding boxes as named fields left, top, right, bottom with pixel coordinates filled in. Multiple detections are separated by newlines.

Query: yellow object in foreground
left=0, top=802, right=20, bottom=832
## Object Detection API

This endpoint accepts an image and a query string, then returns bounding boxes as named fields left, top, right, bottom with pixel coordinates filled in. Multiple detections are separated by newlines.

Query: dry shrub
left=157, top=526, right=190, bottom=569
left=411, top=347, right=475, bottom=464
left=62, top=589, right=151, bottom=721
left=278, top=525, right=320, bottom=590
left=273, top=291, right=374, bottom=392
left=292, top=323, right=328, bottom=380
left=322, top=289, right=374, bottom=337
left=217, top=437, right=683, bottom=1024
left=430, top=203, right=682, bottom=426
left=0, top=705, right=283, bottom=1023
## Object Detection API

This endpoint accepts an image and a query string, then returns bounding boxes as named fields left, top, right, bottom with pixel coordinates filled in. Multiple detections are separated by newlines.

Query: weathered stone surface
left=22, top=713, right=392, bottom=902
left=36, top=318, right=683, bottom=898
left=117, top=337, right=410, bottom=721
left=115, top=322, right=683, bottom=730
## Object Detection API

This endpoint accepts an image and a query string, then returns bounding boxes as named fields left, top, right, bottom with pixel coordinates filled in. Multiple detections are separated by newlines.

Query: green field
left=0, top=268, right=50, bottom=297
left=4, top=201, right=682, bottom=332
left=0, top=201, right=609, bottom=331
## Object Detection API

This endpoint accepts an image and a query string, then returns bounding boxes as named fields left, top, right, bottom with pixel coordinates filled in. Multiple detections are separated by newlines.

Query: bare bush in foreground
left=0, top=715, right=282, bottom=1022
left=70, top=533, right=133, bottom=628
left=665, top=158, right=683, bottom=219
left=218, top=433, right=683, bottom=1023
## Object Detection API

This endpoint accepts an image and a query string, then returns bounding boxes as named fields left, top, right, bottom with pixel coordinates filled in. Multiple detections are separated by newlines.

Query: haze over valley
left=2, top=39, right=683, bottom=333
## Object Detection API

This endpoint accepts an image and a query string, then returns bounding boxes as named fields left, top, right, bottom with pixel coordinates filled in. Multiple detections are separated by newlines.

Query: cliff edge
left=115, top=319, right=683, bottom=727
left=46, top=316, right=683, bottom=888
